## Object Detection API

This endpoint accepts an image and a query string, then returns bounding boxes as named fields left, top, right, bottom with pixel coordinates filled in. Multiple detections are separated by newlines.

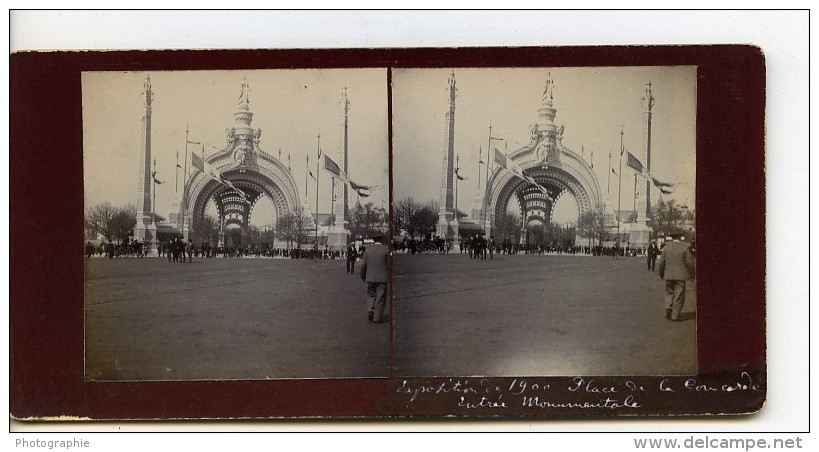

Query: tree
left=85, top=202, right=118, bottom=242
left=85, top=202, right=135, bottom=243
left=276, top=207, right=313, bottom=249
left=110, top=204, right=137, bottom=242
left=193, top=214, right=220, bottom=246
left=577, top=205, right=614, bottom=246
left=393, top=197, right=438, bottom=238
left=493, top=211, right=522, bottom=244
left=349, top=201, right=388, bottom=239
left=649, top=199, right=693, bottom=237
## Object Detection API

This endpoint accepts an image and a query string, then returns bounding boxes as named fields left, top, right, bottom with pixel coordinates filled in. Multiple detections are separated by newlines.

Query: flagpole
left=182, top=124, right=189, bottom=239
left=477, top=146, right=482, bottom=191
left=455, top=153, right=459, bottom=227
left=617, top=126, right=623, bottom=252
left=633, top=174, right=638, bottom=219
left=175, top=150, right=179, bottom=194
left=608, top=150, right=611, bottom=194
left=305, top=154, right=309, bottom=198
left=152, top=158, right=157, bottom=226
left=315, top=130, right=320, bottom=248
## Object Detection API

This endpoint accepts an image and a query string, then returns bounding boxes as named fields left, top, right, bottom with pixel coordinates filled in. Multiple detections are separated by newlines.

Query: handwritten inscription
left=396, top=379, right=478, bottom=402
left=396, top=373, right=764, bottom=411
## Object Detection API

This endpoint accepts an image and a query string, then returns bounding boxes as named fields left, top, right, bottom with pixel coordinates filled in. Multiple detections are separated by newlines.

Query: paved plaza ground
left=392, top=253, right=697, bottom=377
left=84, top=256, right=389, bottom=381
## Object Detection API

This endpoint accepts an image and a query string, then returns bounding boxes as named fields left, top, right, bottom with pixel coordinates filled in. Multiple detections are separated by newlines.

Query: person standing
left=346, top=242, right=358, bottom=274
left=360, top=233, right=389, bottom=323
left=186, top=239, right=194, bottom=263
left=647, top=240, right=660, bottom=271
left=658, top=234, right=695, bottom=321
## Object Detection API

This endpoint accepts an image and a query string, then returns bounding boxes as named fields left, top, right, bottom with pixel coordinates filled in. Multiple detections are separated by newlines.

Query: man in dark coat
left=346, top=242, right=358, bottom=274
left=647, top=240, right=660, bottom=271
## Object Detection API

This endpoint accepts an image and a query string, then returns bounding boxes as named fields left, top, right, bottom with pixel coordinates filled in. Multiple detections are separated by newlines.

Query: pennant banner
left=190, top=151, right=249, bottom=203
left=322, top=154, right=380, bottom=198
left=151, top=171, right=165, bottom=185
left=455, top=167, right=467, bottom=181
left=191, top=152, right=205, bottom=173
left=494, top=148, right=551, bottom=200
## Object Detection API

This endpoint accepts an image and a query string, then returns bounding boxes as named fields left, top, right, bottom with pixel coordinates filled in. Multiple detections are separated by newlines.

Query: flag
left=322, top=154, right=379, bottom=197
left=190, top=151, right=249, bottom=203
left=455, top=167, right=467, bottom=181
left=152, top=171, right=164, bottom=184
left=651, top=176, right=675, bottom=188
left=222, top=179, right=251, bottom=203
left=191, top=152, right=205, bottom=173
left=176, top=163, right=182, bottom=169
left=494, top=148, right=524, bottom=178
left=652, top=177, right=680, bottom=195
left=322, top=154, right=346, bottom=181
left=611, top=167, right=618, bottom=176
left=309, top=170, right=316, bottom=181
left=318, top=147, right=322, bottom=158
left=187, top=140, right=201, bottom=145
left=626, top=151, right=645, bottom=175
left=350, top=180, right=382, bottom=197
left=495, top=148, right=550, bottom=200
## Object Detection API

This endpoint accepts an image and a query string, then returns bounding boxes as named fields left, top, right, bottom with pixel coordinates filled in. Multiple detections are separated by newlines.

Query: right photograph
left=391, top=67, right=697, bottom=377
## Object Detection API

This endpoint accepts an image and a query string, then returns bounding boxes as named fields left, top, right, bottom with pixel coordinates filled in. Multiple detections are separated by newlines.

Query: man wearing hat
left=360, top=233, right=390, bottom=323
left=658, top=234, right=695, bottom=321
left=346, top=241, right=358, bottom=274
left=647, top=239, right=660, bottom=271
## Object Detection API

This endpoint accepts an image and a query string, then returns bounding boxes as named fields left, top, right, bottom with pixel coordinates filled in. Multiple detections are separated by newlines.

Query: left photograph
left=83, top=69, right=390, bottom=381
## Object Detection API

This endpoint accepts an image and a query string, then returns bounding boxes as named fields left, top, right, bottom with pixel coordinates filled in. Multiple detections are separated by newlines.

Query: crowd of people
left=86, top=237, right=369, bottom=262
left=391, top=234, right=658, bottom=258
left=85, top=240, right=148, bottom=259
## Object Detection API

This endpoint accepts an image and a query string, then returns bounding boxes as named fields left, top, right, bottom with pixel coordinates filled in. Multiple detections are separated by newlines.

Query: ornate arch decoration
left=182, top=150, right=301, bottom=233
left=486, top=137, right=603, bottom=232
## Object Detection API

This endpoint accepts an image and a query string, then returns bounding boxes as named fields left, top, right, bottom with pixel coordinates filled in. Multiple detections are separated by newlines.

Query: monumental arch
left=181, top=79, right=301, bottom=245
left=482, top=73, right=603, bottom=242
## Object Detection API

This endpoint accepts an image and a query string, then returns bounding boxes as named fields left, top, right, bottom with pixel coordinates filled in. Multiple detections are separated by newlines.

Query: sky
left=392, top=66, right=697, bottom=223
left=83, top=69, right=389, bottom=228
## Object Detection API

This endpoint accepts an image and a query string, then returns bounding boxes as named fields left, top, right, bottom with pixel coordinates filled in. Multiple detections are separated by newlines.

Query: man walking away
left=658, top=234, right=695, bottom=321
left=361, top=233, right=389, bottom=323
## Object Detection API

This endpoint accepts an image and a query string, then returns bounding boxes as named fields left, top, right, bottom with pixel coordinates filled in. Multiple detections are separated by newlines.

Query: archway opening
left=224, top=223, right=243, bottom=248
left=525, top=217, right=546, bottom=245
left=247, top=194, right=277, bottom=248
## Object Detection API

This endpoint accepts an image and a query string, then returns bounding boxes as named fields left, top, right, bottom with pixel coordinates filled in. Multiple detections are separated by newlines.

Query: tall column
left=638, top=81, right=655, bottom=223
left=333, top=88, right=350, bottom=229
left=328, top=88, right=351, bottom=250
left=436, top=71, right=458, bottom=244
left=134, top=75, right=156, bottom=252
